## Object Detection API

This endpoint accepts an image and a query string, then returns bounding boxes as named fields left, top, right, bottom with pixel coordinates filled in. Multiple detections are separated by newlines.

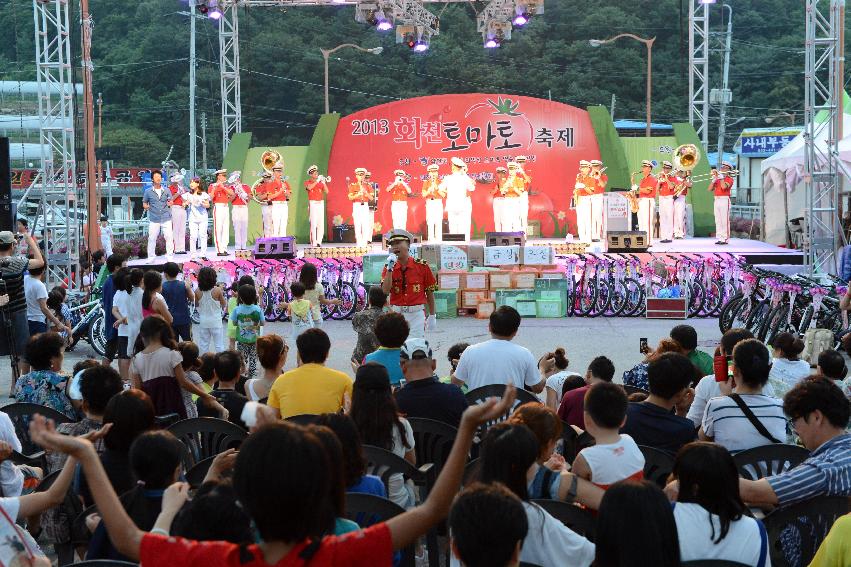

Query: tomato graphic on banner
left=326, top=94, right=601, bottom=238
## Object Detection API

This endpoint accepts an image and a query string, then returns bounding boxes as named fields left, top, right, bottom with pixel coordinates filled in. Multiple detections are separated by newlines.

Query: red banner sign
left=326, top=94, right=601, bottom=238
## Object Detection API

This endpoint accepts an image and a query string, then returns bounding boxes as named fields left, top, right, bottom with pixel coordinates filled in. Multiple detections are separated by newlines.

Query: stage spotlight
left=207, top=0, right=222, bottom=19
left=484, top=37, right=500, bottom=48
left=374, top=9, right=393, bottom=30
left=413, top=38, right=429, bottom=52
left=513, top=12, right=529, bottom=26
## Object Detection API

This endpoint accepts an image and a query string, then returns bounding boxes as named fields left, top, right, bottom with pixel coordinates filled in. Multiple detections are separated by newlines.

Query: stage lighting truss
left=476, top=0, right=541, bottom=47
left=396, top=24, right=431, bottom=51
left=355, top=1, right=439, bottom=36
left=196, top=0, right=224, bottom=19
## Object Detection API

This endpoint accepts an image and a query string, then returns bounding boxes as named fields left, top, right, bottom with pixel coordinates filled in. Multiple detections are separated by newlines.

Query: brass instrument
left=571, top=173, right=585, bottom=209
left=673, top=173, right=693, bottom=198
left=689, top=169, right=740, bottom=183
left=624, top=171, right=641, bottom=213
left=673, top=144, right=700, bottom=172
left=252, top=149, right=282, bottom=203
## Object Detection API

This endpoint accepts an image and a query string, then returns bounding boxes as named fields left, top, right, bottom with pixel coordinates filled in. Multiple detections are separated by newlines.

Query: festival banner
left=326, top=94, right=601, bottom=238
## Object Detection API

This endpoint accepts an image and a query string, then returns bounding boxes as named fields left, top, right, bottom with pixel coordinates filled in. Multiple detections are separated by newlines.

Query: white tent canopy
left=760, top=96, right=851, bottom=246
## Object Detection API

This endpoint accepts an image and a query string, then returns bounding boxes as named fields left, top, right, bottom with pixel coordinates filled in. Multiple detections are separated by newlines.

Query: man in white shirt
left=23, top=265, right=70, bottom=375
left=440, top=157, right=475, bottom=241
left=452, top=306, right=544, bottom=393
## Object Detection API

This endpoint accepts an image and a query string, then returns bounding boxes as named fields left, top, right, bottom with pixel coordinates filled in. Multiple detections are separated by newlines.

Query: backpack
left=801, top=328, right=835, bottom=366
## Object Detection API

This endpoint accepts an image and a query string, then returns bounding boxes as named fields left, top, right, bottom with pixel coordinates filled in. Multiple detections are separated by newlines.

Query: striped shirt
left=767, top=433, right=851, bottom=506
left=0, top=256, right=29, bottom=313
left=702, top=394, right=787, bottom=452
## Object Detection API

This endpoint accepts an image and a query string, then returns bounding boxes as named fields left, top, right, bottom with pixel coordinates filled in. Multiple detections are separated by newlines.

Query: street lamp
left=321, top=44, right=384, bottom=114
left=589, top=33, right=656, bottom=138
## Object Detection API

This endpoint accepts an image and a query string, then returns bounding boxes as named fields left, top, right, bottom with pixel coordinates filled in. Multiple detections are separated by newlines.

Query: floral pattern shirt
left=14, top=370, right=75, bottom=418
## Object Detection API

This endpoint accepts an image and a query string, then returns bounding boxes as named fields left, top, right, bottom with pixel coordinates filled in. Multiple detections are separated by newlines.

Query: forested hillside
left=0, top=0, right=811, bottom=167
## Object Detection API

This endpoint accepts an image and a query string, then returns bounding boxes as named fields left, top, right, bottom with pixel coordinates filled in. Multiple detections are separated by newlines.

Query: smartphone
left=639, top=337, right=648, bottom=353
left=714, top=355, right=730, bottom=382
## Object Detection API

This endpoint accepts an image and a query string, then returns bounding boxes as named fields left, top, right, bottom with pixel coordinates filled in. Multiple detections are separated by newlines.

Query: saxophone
left=625, top=172, right=641, bottom=214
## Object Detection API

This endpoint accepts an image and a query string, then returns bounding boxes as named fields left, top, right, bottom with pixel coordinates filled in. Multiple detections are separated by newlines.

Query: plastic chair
left=682, top=561, right=752, bottom=567
left=154, top=413, right=181, bottom=429
left=31, top=468, right=62, bottom=494
left=167, top=417, right=247, bottom=470
left=407, top=417, right=458, bottom=474
left=763, top=495, right=850, bottom=567
left=362, top=444, right=434, bottom=499
left=462, top=458, right=480, bottom=486
left=638, top=445, right=675, bottom=487
left=1, top=403, right=73, bottom=467
left=559, top=421, right=595, bottom=465
left=285, top=414, right=319, bottom=426
left=532, top=499, right=597, bottom=541
left=464, top=385, right=539, bottom=451
left=185, top=455, right=217, bottom=488
left=733, top=444, right=810, bottom=481
left=345, top=493, right=414, bottom=567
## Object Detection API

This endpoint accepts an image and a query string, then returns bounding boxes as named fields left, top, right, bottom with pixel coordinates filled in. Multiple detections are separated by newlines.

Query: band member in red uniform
left=673, top=169, right=692, bottom=239
left=710, top=162, right=735, bottom=245
left=589, top=159, right=607, bottom=242
left=229, top=171, right=251, bottom=251
left=348, top=167, right=373, bottom=247
left=422, top=164, right=445, bottom=243
left=305, top=165, right=330, bottom=247
left=491, top=166, right=508, bottom=232
left=381, top=229, right=437, bottom=338
left=268, top=161, right=290, bottom=237
left=386, top=169, right=412, bottom=231
left=632, top=160, right=658, bottom=244
left=574, top=160, right=595, bottom=242
left=515, top=155, right=532, bottom=234
left=501, top=162, right=525, bottom=232
left=252, top=172, right=274, bottom=238
left=209, top=168, right=234, bottom=256
left=168, top=172, right=189, bottom=254
left=657, top=161, right=676, bottom=243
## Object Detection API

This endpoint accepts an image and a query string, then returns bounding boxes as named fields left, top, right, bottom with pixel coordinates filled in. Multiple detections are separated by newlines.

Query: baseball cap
left=400, top=338, right=433, bottom=360
left=0, top=231, right=14, bottom=245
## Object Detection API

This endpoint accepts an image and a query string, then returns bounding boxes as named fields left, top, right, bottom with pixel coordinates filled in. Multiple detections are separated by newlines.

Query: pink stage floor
left=128, top=237, right=803, bottom=268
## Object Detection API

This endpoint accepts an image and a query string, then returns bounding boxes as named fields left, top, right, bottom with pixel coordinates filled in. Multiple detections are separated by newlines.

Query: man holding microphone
left=381, top=229, right=437, bottom=339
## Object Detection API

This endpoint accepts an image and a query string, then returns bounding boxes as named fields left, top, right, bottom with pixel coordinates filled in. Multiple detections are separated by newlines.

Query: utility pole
left=715, top=4, right=733, bottom=166
left=610, top=94, right=616, bottom=120
left=81, top=0, right=99, bottom=252
left=189, top=0, right=197, bottom=179
left=97, top=92, right=103, bottom=220
left=201, top=112, right=208, bottom=172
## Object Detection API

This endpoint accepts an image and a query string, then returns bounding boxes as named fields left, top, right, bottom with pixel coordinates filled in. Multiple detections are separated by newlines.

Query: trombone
left=688, top=169, right=740, bottom=183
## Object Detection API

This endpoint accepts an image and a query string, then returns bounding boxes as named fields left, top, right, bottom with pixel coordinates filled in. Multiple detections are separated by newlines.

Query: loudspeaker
left=607, top=231, right=648, bottom=252
left=332, top=224, right=356, bottom=243
left=253, top=236, right=296, bottom=259
left=0, top=138, right=12, bottom=232
left=486, top=231, right=526, bottom=247
left=443, top=233, right=466, bottom=242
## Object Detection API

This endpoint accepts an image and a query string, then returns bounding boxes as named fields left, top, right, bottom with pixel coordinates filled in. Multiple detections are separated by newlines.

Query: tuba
left=260, top=149, right=282, bottom=174
left=673, top=144, right=700, bottom=172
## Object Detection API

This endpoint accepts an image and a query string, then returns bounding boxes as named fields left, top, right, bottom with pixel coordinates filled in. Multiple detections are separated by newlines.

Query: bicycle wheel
left=762, top=305, right=791, bottom=345
left=621, top=278, right=645, bottom=317
left=355, top=283, right=368, bottom=313
left=572, top=279, right=598, bottom=317
left=88, top=309, right=107, bottom=357
left=588, top=279, right=612, bottom=318
left=797, top=305, right=815, bottom=335
left=701, top=280, right=724, bottom=317
left=269, top=288, right=289, bottom=322
left=718, top=292, right=743, bottom=333
left=607, top=280, right=628, bottom=317
left=688, top=281, right=707, bottom=318
left=330, top=282, right=358, bottom=320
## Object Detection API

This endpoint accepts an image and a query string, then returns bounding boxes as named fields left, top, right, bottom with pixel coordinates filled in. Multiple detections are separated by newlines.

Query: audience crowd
left=1, top=251, right=851, bottom=567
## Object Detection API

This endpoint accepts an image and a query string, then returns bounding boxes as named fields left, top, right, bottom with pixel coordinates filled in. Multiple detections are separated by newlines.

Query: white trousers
left=391, top=201, right=408, bottom=230
left=638, top=198, right=656, bottom=244
left=232, top=205, right=248, bottom=250
left=196, top=326, right=224, bottom=354
left=261, top=205, right=273, bottom=238
left=391, top=305, right=425, bottom=339
left=171, top=205, right=187, bottom=252
left=147, top=221, right=174, bottom=258
left=188, top=220, right=208, bottom=257
left=352, top=202, right=371, bottom=247
left=674, top=196, right=687, bottom=238
left=100, top=238, right=112, bottom=258
left=658, top=195, right=674, bottom=241
left=575, top=196, right=591, bottom=242
left=590, top=194, right=604, bottom=241
left=492, top=197, right=505, bottom=232
left=519, top=191, right=529, bottom=233
left=272, top=201, right=288, bottom=237
left=425, top=199, right=443, bottom=242
left=714, top=196, right=730, bottom=242
left=502, top=197, right=522, bottom=232
left=447, top=198, right=472, bottom=240
left=309, top=201, right=325, bottom=246
left=213, top=203, right=230, bottom=254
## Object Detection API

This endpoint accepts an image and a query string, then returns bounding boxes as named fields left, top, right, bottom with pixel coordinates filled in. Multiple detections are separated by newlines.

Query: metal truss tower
left=803, top=0, right=843, bottom=275
left=688, top=0, right=710, bottom=148
left=30, top=0, right=79, bottom=287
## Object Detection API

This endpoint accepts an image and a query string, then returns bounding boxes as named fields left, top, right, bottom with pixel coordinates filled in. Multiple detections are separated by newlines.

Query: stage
left=127, top=237, right=804, bottom=269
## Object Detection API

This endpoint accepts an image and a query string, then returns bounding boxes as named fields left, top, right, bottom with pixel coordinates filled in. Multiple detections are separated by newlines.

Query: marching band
left=141, top=146, right=735, bottom=260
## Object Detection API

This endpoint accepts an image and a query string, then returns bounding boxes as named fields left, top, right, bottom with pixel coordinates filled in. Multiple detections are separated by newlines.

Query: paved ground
left=0, top=316, right=724, bottom=396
